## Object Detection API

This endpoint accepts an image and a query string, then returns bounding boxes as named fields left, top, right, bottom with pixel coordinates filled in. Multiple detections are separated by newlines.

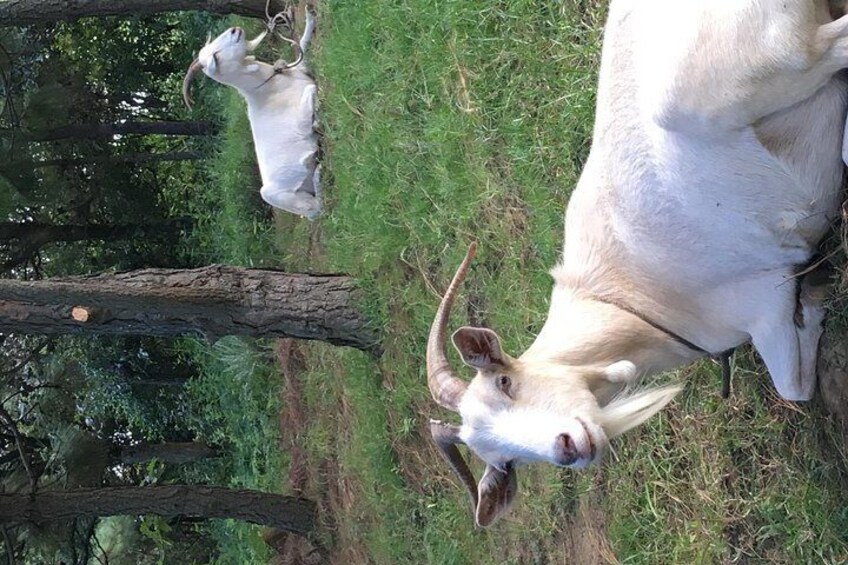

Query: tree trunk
left=127, top=376, right=188, bottom=388
left=0, top=219, right=193, bottom=272
left=0, top=219, right=192, bottom=246
left=0, top=486, right=315, bottom=535
left=0, top=266, right=379, bottom=351
left=0, top=0, right=286, bottom=26
left=13, top=151, right=206, bottom=170
left=1, top=121, right=215, bottom=142
left=114, top=442, right=219, bottom=465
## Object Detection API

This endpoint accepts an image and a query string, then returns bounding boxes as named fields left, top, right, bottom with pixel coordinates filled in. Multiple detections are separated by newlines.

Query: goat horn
left=426, top=242, right=476, bottom=411
left=182, top=58, right=203, bottom=111
left=430, top=420, right=478, bottom=510
left=247, top=31, right=268, bottom=52
left=277, top=35, right=304, bottom=70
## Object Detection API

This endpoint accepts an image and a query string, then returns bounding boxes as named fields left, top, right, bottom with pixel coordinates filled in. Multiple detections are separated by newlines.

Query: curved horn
left=275, top=35, right=304, bottom=70
left=426, top=242, right=476, bottom=411
left=182, top=58, right=203, bottom=111
left=247, top=30, right=268, bottom=52
left=430, top=420, right=478, bottom=511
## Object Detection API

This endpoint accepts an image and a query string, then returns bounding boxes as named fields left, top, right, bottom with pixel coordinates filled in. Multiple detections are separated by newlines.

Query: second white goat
left=183, top=10, right=320, bottom=218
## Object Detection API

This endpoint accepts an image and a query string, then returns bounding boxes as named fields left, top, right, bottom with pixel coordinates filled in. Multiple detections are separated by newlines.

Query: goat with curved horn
left=180, top=8, right=322, bottom=219
left=422, top=0, right=848, bottom=528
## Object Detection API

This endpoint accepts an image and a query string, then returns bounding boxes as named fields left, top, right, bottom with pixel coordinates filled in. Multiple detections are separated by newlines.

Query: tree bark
left=0, top=0, right=286, bottom=26
left=0, top=486, right=315, bottom=535
left=0, top=121, right=216, bottom=142
left=0, top=266, right=379, bottom=351
left=0, top=219, right=192, bottom=246
left=9, top=151, right=205, bottom=170
left=114, top=442, right=219, bottom=466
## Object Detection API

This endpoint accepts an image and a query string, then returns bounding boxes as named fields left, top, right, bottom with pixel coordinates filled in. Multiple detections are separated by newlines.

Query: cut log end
left=71, top=307, right=90, bottom=322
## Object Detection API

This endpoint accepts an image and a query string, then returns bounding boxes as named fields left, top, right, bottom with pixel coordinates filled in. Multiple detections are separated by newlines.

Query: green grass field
left=188, top=1, right=848, bottom=562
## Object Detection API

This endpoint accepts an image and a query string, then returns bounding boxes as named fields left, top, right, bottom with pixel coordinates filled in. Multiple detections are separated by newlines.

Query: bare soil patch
left=268, top=338, right=373, bottom=564
left=816, top=332, right=848, bottom=447
left=564, top=496, right=618, bottom=565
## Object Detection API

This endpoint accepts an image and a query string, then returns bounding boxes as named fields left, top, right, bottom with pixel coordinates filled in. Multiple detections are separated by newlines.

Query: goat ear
left=452, top=327, right=508, bottom=372
left=603, top=360, right=637, bottom=383
left=475, top=463, right=518, bottom=527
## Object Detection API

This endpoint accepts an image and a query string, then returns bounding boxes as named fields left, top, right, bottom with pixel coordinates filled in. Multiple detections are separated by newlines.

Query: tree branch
left=0, top=406, right=36, bottom=493
left=0, top=337, right=52, bottom=376
left=1, top=525, right=15, bottom=565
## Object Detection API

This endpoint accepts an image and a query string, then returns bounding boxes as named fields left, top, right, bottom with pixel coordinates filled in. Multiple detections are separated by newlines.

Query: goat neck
left=523, top=280, right=703, bottom=378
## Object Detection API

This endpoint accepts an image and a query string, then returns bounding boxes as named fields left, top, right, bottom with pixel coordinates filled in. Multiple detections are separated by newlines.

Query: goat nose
left=557, top=433, right=579, bottom=465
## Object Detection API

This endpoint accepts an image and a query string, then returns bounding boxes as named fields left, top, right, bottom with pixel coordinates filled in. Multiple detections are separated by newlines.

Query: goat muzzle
left=182, top=58, right=203, bottom=110
left=426, top=242, right=476, bottom=411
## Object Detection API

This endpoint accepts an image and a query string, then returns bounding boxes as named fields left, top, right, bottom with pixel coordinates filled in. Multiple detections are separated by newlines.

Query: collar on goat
left=254, top=36, right=304, bottom=91
left=589, top=293, right=735, bottom=398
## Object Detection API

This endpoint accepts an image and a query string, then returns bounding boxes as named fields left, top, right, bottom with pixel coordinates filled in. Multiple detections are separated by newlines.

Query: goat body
left=184, top=10, right=320, bottom=218
left=427, top=0, right=848, bottom=527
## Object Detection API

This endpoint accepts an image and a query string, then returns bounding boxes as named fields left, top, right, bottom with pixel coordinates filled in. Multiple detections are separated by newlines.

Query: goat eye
left=497, top=375, right=511, bottom=393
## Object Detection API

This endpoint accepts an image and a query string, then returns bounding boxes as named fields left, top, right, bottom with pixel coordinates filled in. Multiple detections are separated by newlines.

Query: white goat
left=183, top=9, right=320, bottom=218
left=427, top=0, right=848, bottom=527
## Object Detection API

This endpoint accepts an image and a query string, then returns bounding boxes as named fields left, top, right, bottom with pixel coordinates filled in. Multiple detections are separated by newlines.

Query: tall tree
left=113, top=441, right=218, bottom=465
left=0, top=266, right=379, bottom=351
left=0, top=219, right=194, bottom=275
left=1, top=120, right=216, bottom=142
left=0, top=0, right=287, bottom=26
left=0, top=486, right=315, bottom=535
left=5, top=151, right=205, bottom=170
left=0, top=218, right=191, bottom=259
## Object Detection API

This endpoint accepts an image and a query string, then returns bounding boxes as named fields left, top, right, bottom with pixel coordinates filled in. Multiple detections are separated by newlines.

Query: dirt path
left=815, top=332, right=848, bottom=447
left=264, top=339, right=325, bottom=565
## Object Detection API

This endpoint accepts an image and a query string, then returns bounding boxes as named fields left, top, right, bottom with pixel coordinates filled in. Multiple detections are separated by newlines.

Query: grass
left=607, top=356, right=848, bottom=563
left=183, top=0, right=848, bottom=563
left=182, top=88, right=278, bottom=268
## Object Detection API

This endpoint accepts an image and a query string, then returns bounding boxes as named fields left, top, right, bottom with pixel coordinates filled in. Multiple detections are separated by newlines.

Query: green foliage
left=176, top=336, right=284, bottom=565
left=0, top=11, right=222, bottom=276
left=94, top=516, right=153, bottom=565
left=60, top=337, right=192, bottom=441
left=138, top=515, right=173, bottom=556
